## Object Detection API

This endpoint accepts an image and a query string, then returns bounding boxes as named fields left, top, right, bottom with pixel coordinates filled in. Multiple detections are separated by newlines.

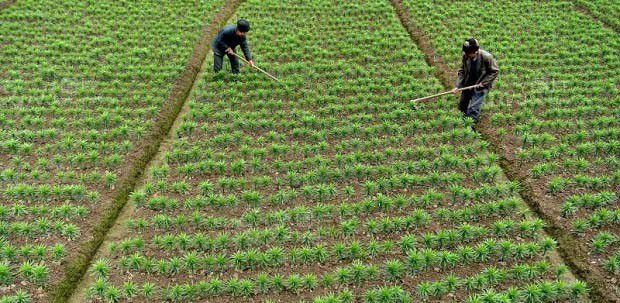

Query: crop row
left=107, top=235, right=552, bottom=277
left=125, top=195, right=522, bottom=232
left=88, top=238, right=558, bottom=302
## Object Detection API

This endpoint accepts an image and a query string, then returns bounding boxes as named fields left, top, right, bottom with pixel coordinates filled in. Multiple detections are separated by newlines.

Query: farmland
left=401, top=0, right=620, bottom=301
left=80, top=0, right=585, bottom=302
left=0, top=0, right=617, bottom=302
left=0, top=0, right=230, bottom=301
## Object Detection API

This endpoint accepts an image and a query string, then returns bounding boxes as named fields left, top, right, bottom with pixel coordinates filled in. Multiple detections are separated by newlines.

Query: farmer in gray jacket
left=452, top=38, right=499, bottom=123
left=212, top=19, right=254, bottom=74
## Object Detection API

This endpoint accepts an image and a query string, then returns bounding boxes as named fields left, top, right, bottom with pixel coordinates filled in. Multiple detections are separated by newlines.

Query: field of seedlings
left=401, top=0, right=619, bottom=301
left=0, top=0, right=617, bottom=302
left=0, top=0, right=229, bottom=301
left=78, top=0, right=589, bottom=302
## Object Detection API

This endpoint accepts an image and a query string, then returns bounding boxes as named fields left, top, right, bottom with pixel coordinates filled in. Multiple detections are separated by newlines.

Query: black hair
left=237, top=19, right=250, bottom=32
left=462, top=38, right=479, bottom=54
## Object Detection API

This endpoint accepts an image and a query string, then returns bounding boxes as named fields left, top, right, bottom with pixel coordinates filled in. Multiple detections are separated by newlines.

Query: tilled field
left=1, top=0, right=617, bottom=302
left=0, top=0, right=228, bottom=301
left=399, top=0, right=619, bottom=301
left=81, top=0, right=586, bottom=302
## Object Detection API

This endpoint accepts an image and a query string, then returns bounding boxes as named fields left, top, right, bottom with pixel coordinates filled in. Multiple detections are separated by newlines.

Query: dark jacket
left=211, top=25, right=252, bottom=60
left=456, top=49, right=499, bottom=90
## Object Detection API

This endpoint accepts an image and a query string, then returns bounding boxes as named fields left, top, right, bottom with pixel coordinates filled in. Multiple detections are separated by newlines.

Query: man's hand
left=225, top=48, right=233, bottom=55
left=248, top=60, right=255, bottom=67
left=451, top=87, right=459, bottom=94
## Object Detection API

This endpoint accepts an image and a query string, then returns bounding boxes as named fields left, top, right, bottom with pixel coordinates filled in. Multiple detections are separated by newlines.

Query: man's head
left=235, top=19, right=250, bottom=38
left=462, top=38, right=479, bottom=59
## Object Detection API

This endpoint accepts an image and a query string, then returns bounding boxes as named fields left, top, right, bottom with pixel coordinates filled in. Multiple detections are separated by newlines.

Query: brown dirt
left=388, top=0, right=618, bottom=302
left=0, top=0, right=15, bottom=11
left=48, top=1, right=246, bottom=302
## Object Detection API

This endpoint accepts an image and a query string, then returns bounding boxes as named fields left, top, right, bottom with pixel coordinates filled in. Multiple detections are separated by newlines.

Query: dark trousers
left=213, top=49, right=239, bottom=74
left=459, top=89, right=486, bottom=122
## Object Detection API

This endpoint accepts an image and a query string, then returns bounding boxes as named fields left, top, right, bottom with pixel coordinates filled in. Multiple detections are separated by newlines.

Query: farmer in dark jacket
left=212, top=19, right=254, bottom=74
left=452, top=38, right=499, bottom=123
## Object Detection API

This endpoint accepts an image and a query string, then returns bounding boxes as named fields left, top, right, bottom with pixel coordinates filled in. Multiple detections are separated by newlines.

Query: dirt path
left=55, top=1, right=245, bottom=302
left=388, top=0, right=613, bottom=302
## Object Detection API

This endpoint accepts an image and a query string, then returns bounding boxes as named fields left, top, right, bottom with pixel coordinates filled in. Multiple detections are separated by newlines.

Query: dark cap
left=462, top=38, right=479, bottom=54
left=237, top=19, right=250, bottom=32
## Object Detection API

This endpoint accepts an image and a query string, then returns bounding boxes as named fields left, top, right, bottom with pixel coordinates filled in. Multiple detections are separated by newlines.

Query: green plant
left=142, top=282, right=155, bottom=298
left=0, top=262, right=12, bottom=285
left=91, top=259, right=110, bottom=279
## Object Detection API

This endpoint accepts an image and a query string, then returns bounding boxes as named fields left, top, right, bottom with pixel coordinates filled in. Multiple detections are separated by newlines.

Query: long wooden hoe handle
left=412, top=84, right=482, bottom=102
left=231, top=52, right=281, bottom=83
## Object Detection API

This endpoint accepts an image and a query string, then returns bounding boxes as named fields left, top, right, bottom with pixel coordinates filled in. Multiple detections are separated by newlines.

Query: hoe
left=412, top=84, right=482, bottom=103
left=232, top=52, right=282, bottom=83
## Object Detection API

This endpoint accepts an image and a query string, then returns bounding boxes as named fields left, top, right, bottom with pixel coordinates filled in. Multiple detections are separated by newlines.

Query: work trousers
left=213, top=49, right=239, bottom=74
left=459, top=89, right=486, bottom=122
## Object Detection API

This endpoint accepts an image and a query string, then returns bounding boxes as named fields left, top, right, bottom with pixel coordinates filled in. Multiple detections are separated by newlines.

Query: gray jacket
left=456, top=49, right=499, bottom=90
